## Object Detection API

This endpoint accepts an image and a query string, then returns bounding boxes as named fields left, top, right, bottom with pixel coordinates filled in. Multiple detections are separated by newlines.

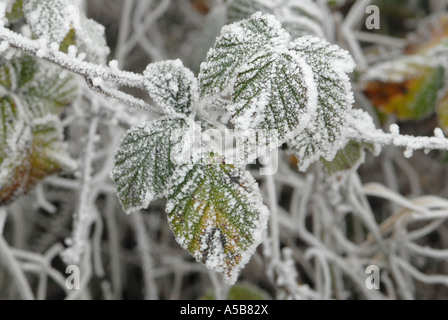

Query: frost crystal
left=144, top=60, right=198, bottom=116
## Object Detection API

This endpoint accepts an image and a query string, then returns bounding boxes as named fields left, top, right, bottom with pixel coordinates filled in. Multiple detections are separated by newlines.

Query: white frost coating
left=434, top=128, right=445, bottom=138
left=91, top=77, right=103, bottom=87
left=199, top=12, right=291, bottom=97
left=390, top=124, right=400, bottom=136
left=346, top=109, right=448, bottom=156
left=287, top=36, right=356, bottom=171
left=111, top=117, right=189, bottom=214
left=166, top=157, right=269, bottom=285
left=22, top=0, right=110, bottom=65
left=23, top=0, right=72, bottom=45
left=144, top=59, right=198, bottom=116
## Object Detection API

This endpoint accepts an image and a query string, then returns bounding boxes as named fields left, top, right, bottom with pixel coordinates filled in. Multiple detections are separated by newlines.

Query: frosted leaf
left=199, top=12, right=290, bottom=96
left=0, top=56, right=78, bottom=116
left=166, top=154, right=269, bottom=285
left=23, top=0, right=71, bottom=44
left=321, top=140, right=375, bottom=176
left=287, top=36, right=355, bottom=171
left=227, top=0, right=272, bottom=23
left=111, top=117, right=189, bottom=214
left=20, top=60, right=79, bottom=116
left=231, top=49, right=316, bottom=160
left=23, top=0, right=109, bottom=64
left=227, top=0, right=324, bottom=38
left=74, top=14, right=110, bottom=65
left=144, top=60, right=198, bottom=116
left=0, top=56, right=79, bottom=204
left=0, top=114, right=77, bottom=204
left=5, top=0, right=23, bottom=23
left=281, top=17, right=324, bottom=39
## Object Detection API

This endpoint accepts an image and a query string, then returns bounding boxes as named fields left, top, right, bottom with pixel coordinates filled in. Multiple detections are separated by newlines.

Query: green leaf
left=200, top=282, right=271, bottom=300
left=166, top=155, right=269, bottom=285
left=321, top=140, right=375, bottom=175
left=111, top=117, right=189, bottom=214
left=199, top=12, right=290, bottom=96
left=6, top=0, right=24, bottom=23
left=230, top=49, right=316, bottom=160
left=437, top=88, right=448, bottom=132
left=20, top=61, right=79, bottom=116
left=23, top=0, right=110, bottom=63
left=144, top=60, right=198, bottom=116
left=74, top=15, right=110, bottom=64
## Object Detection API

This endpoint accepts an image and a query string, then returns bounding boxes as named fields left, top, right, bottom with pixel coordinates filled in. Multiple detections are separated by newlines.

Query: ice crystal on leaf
left=227, top=0, right=324, bottom=39
left=200, top=13, right=355, bottom=169
left=144, top=60, right=198, bottom=116
left=111, top=117, right=190, bottom=214
left=199, top=12, right=291, bottom=96
left=23, top=0, right=70, bottom=45
left=166, top=154, right=269, bottom=285
left=287, top=36, right=355, bottom=171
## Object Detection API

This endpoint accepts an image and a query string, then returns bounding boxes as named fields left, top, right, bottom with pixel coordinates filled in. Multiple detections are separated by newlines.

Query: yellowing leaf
left=166, top=155, right=269, bottom=285
left=437, top=88, right=448, bottom=132
left=0, top=115, right=77, bottom=204
left=0, top=57, right=78, bottom=204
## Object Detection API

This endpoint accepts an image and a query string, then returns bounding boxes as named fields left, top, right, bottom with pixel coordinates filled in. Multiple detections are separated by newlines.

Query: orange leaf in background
left=364, top=65, right=444, bottom=121
left=191, top=0, right=210, bottom=15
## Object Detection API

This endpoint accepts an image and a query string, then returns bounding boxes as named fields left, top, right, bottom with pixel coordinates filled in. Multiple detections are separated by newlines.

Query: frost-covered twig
left=62, top=114, right=99, bottom=265
left=0, top=26, right=146, bottom=88
left=131, top=211, right=159, bottom=300
left=0, top=236, right=34, bottom=300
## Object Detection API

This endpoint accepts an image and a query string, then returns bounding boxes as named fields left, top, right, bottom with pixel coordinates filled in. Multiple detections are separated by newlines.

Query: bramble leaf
left=144, top=60, right=198, bottom=116
left=111, top=118, right=189, bottom=214
left=322, top=140, right=375, bottom=176
left=199, top=12, right=291, bottom=96
left=0, top=115, right=77, bottom=204
left=437, top=88, right=448, bottom=132
left=230, top=49, right=316, bottom=159
left=227, top=0, right=324, bottom=38
left=287, top=36, right=355, bottom=171
left=23, top=0, right=109, bottom=64
left=23, top=0, right=71, bottom=44
left=0, top=57, right=78, bottom=204
left=166, top=155, right=269, bottom=285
